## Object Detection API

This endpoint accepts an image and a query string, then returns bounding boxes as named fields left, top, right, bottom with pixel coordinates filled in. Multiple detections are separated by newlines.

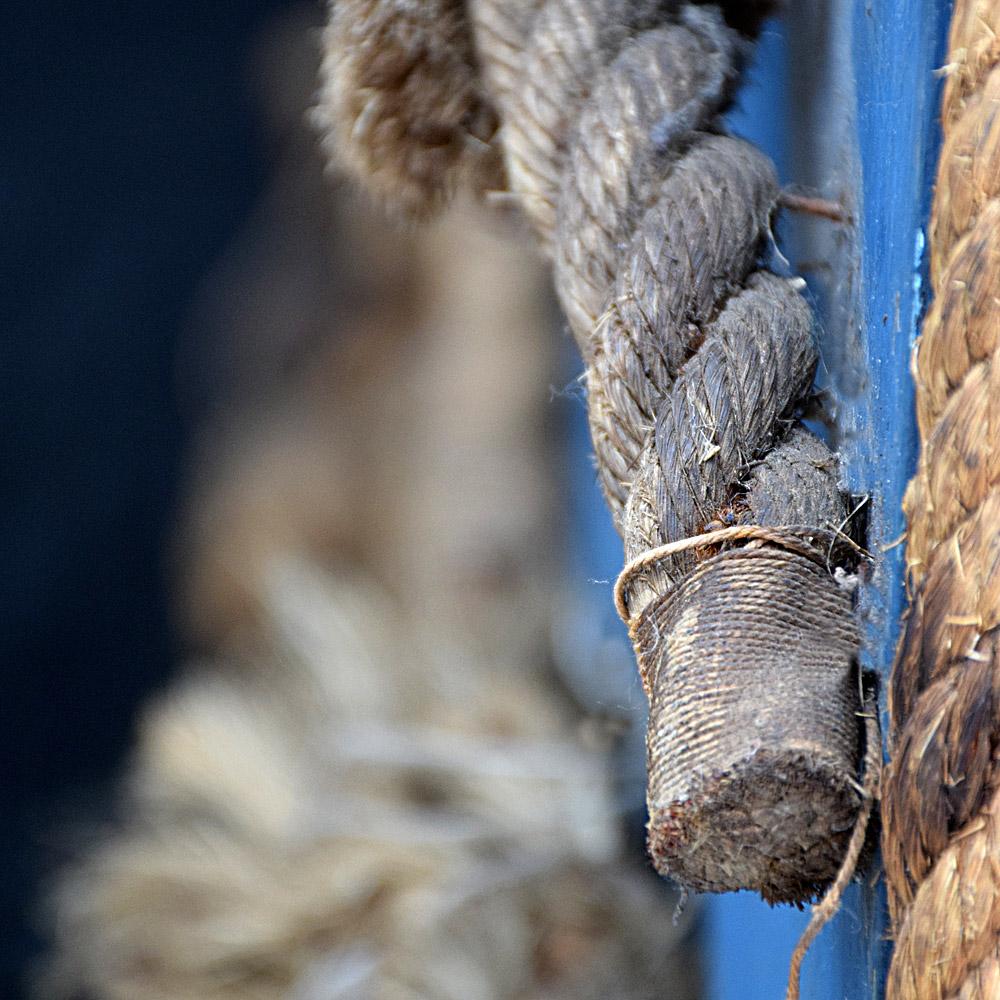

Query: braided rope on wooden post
left=882, top=3, right=1000, bottom=998
left=320, top=0, right=876, bottom=911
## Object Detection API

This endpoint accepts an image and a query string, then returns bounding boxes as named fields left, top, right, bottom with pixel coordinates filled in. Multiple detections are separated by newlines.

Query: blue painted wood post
left=562, top=2, right=950, bottom=995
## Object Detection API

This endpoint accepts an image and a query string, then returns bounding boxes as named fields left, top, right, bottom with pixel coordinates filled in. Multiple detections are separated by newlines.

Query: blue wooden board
left=564, top=1, right=950, bottom=996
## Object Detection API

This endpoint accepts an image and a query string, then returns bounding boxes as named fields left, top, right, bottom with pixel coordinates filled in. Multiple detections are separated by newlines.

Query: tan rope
left=321, top=0, right=874, bottom=918
left=315, top=0, right=501, bottom=216
left=881, top=2, right=1000, bottom=998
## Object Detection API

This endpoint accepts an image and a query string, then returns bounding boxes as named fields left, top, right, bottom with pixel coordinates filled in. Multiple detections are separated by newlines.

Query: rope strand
left=471, top=0, right=868, bottom=905
left=882, top=2, right=1000, bottom=996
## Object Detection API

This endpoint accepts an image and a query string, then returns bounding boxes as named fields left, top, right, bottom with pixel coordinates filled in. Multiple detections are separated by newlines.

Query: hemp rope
left=882, top=3, right=1000, bottom=998
left=321, top=0, right=875, bottom=916
left=316, top=0, right=502, bottom=216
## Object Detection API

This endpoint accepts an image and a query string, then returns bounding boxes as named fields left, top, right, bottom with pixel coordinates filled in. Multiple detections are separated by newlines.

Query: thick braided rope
left=882, top=4, right=1000, bottom=998
left=320, top=0, right=871, bottom=906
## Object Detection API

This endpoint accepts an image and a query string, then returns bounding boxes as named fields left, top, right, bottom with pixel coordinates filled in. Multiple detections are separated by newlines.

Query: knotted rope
left=882, top=3, right=1000, bottom=997
left=320, top=0, right=875, bottom=909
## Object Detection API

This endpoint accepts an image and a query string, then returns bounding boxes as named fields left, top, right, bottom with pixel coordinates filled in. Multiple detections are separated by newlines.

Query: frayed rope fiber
left=320, top=0, right=877, bottom=917
left=882, top=2, right=1000, bottom=997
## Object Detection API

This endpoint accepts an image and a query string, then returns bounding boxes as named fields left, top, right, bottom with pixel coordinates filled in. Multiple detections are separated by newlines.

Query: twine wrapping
left=321, top=0, right=873, bottom=907
left=882, top=3, right=1000, bottom=997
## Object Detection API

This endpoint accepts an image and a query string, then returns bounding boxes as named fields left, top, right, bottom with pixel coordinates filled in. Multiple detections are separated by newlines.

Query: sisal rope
left=321, top=0, right=875, bottom=909
left=882, top=3, right=1000, bottom=998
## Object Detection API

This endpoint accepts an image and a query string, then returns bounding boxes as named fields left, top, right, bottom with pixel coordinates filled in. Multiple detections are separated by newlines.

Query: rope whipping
left=882, top=3, right=1000, bottom=997
left=320, top=0, right=874, bottom=909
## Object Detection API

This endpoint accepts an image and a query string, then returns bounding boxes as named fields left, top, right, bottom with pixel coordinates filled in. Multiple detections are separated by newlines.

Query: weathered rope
left=882, top=3, right=1000, bottom=998
left=469, top=0, right=871, bottom=906
left=320, top=0, right=875, bottom=909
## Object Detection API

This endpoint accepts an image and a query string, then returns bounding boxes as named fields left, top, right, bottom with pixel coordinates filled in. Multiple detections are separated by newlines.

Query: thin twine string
left=613, top=523, right=881, bottom=992
left=786, top=704, right=882, bottom=1000
left=614, top=524, right=852, bottom=624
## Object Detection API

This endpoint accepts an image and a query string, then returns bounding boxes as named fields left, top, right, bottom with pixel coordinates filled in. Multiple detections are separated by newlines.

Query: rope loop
left=614, top=523, right=863, bottom=624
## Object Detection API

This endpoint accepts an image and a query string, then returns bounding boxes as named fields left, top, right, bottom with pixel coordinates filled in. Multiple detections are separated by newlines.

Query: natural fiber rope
left=320, top=0, right=875, bottom=911
left=468, top=0, right=872, bottom=906
left=882, top=3, right=1000, bottom=998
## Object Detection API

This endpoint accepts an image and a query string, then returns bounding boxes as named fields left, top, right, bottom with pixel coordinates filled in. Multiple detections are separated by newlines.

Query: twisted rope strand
left=470, top=0, right=870, bottom=906
left=883, top=2, right=1000, bottom=997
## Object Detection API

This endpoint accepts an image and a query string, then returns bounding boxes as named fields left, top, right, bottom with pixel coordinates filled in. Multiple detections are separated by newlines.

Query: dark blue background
left=2, top=4, right=294, bottom=994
